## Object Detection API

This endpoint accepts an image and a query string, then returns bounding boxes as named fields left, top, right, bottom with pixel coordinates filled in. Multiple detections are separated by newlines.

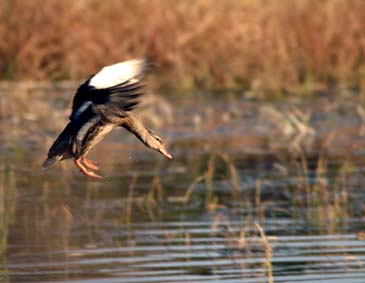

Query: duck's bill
left=159, top=148, right=173, bottom=159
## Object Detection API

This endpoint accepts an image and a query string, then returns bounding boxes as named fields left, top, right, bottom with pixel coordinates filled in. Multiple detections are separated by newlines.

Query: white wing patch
left=89, top=58, right=146, bottom=89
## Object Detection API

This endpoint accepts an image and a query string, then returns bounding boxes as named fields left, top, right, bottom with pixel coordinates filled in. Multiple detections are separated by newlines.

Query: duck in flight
left=43, top=58, right=172, bottom=179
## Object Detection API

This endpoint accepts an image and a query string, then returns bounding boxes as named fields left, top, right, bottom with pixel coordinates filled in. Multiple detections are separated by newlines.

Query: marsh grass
left=255, top=223, right=273, bottom=283
left=0, top=165, right=15, bottom=283
left=0, top=0, right=364, bottom=95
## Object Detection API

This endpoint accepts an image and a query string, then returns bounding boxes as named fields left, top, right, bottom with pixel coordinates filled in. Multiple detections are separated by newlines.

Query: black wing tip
left=122, top=101, right=140, bottom=111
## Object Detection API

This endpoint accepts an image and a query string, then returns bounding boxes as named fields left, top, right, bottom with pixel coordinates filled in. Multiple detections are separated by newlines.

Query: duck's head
left=146, top=130, right=172, bottom=159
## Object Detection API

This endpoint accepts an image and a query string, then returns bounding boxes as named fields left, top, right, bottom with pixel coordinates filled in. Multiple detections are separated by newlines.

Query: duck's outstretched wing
left=70, top=58, right=153, bottom=120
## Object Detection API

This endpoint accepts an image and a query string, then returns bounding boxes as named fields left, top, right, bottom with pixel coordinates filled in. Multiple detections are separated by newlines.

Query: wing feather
left=71, top=101, right=101, bottom=155
left=89, top=58, right=150, bottom=89
left=71, top=58, right=152, bottom=118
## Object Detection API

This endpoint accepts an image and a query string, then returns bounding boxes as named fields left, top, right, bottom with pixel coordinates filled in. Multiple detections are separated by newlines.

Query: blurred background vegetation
left=0, top=0, right=364, bottom=97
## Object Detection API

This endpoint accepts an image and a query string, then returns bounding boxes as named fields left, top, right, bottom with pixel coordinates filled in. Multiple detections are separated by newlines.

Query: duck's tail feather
left=42, top=155, right=63, bottom=169
left=43, top=122, right=75, bottom=169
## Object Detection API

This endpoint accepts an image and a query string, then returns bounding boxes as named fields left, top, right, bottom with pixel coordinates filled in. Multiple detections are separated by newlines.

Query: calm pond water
left=1, top=83, right=365, bottom=282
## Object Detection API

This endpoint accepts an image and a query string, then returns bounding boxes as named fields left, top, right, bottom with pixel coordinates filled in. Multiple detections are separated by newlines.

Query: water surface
left=1, top=83, right=365, bottom=282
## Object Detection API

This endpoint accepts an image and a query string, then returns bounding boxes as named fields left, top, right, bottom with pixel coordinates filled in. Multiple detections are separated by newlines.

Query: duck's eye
left=155, top=135, right=162, bottom=143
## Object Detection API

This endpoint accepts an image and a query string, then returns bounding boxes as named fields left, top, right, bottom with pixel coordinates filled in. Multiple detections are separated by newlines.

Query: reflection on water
left=1, top=83, right=365, bottom=283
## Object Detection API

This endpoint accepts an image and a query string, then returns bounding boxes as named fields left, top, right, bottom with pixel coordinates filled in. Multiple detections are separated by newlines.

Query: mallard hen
left=43, top=58, right=172, bottom=178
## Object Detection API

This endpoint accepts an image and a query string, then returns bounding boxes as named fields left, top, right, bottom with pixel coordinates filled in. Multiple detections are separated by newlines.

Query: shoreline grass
left=0, top=0, right=364, bottom=96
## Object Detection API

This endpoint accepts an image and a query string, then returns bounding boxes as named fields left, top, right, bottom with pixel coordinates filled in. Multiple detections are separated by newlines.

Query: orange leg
left=74, top=159, right=103, bottom=179
left=82, top=157, right=99, bottom=170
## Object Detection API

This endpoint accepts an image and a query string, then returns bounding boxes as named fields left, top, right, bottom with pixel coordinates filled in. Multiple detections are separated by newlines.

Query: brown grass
left=0, top=0, right=365, bottom=95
